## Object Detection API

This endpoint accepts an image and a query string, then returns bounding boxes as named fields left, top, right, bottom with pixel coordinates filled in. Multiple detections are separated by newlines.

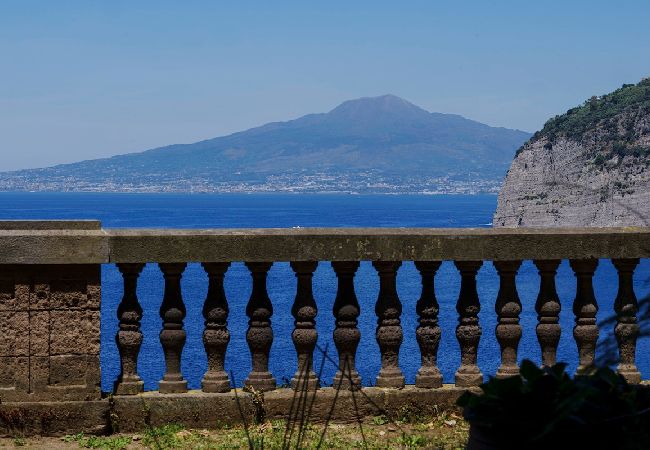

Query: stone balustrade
left=0, top=221, right=649, bottom=435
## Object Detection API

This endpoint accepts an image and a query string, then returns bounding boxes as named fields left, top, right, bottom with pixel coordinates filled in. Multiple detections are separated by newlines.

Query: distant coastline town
left=0, top=171, right=502, bottom=195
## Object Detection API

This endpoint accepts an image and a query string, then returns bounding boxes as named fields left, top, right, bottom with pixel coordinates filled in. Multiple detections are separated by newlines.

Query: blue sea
left=1, top=192, right=649, bottom=392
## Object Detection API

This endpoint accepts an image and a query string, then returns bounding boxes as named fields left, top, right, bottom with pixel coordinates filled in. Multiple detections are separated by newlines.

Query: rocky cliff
left=494, top=79, right=650, bottom=227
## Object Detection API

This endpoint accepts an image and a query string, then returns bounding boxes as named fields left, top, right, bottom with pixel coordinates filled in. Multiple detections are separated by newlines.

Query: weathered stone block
left=48, top=355, right=99, bottom=387
left=0, top=276, right=29, bottom=311
left=49, top=310, right=100, bottom=355
left=0, top=400, right=109, bottom=437
left=0, top=311, right=29, bottom=357
left=30, top=283, right=50, bottom=310
left=30, top=266, right=100, bottom=311
left=29, top=311, right=49, bottom=356
left=30, top=355, right=100, bottom=401
left=0, top=279, right=14, bottom=305
left=49, top=279, right=98, bottom=310
left=0, top=264, right=101, bottom=402
left=0, top=356, right=29, bottom=392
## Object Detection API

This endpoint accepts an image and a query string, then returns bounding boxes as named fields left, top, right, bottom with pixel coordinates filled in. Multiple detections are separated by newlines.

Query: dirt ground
left=0, top=413, right=469, bottom=449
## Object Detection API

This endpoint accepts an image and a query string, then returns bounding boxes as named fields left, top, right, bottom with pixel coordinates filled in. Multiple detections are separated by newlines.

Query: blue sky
left=1, top=0, right=649, bottom=171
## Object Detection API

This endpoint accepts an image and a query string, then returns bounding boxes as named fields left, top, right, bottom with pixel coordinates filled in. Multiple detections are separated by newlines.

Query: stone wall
left=0, top=264, right=100, bottom=402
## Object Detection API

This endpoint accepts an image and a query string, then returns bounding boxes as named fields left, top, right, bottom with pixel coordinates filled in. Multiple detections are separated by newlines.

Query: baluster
left=290, top=261, right=319, bottom=391
left=454, top=261, right=483, bottom=387
left=570, top=259, right=599, bottom=375
left=494, top=260, right=522, bottom=378
left=201, top=262, right=231, bottom=393
left=244, top=262, right=276, bottom=391
left=158, top=263, right=188, bottom=393
left=414, top=261, right=443, bottom=388
left=114, top=263, right=145, bottom=395
left=613, top=258, right=641, bottom=383
left=332, top=261, right=362, bottom=390
left=373, top=261, right=405, bottom=388
left=534, top=260, right=561, bottom=367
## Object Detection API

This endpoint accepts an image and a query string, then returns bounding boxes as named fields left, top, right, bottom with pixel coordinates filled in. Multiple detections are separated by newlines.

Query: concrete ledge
left=0, top=386, right=474, bottom=436
left=0, top=221, right=101, bottom=231
left=0, top=231, right=108, bottom=264
left=0, top=220, right=107, bottom=264
left=107, top=227, right=650, bottom=262
left=1, top=224, right=649, bottom=264
left=111, top=386, right=469, bottom=433
left=0, top=400, right=109, bottom=437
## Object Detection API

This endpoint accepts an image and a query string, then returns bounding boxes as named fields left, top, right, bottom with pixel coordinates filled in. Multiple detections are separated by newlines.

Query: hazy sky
left=1, top=1, right=649, bottom=171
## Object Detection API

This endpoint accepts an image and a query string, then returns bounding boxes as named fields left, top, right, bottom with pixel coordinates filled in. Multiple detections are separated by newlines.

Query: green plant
left=371, top=414, right=388, bottom=425
left=141, top=424, right=185, bottom=449
left=397, top=432, right=429, bottom=447
left=62, top=433, right=82, bottom=443
left=394, top=404, right=425, bottom=424
left=61, top=432, right=132, bottom=449
left=458, top=360, right=650, bottom=449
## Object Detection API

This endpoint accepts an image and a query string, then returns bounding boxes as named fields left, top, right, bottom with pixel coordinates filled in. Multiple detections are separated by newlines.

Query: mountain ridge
left=0, top=94, right=531, bottom=194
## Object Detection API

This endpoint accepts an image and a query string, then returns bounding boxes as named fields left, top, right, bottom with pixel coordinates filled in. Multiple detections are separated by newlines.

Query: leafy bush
left=458, top=360, right=650, bottom=449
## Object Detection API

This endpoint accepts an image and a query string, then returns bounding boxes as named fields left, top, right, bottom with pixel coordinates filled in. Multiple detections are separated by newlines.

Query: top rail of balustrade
left=0, top=220, right=649, bottom=264
left=0, top=220, right=107, bottom=264
left=106, top=227, right=650, bottom=262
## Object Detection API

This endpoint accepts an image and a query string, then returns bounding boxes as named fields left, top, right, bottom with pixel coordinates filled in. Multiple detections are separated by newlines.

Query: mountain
left=494, top=78, right=650, bottom=227
left=0, top=94, right=530, bottom=194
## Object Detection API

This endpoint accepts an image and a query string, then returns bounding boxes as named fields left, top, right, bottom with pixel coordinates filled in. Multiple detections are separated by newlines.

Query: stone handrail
left=0, top=221, right=649, bottom=434
left=0, top=226, right=648, bottom=264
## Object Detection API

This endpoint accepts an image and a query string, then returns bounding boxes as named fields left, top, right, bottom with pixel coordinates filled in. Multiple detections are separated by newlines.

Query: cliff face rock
left=494, top=79, right=650, bottom=227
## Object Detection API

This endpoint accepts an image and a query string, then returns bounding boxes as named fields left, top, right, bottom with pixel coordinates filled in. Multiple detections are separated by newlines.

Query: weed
left=395, top=404, right=429, bottom=424
left=397, top=432, right=429, bottom=448
left=61, top=432, right=132, bottom=449
left=242, top=385, right=266, bottom=424
left=372, top=414, right=389, bottom=425
left=141, top=424, right=185, bottom=449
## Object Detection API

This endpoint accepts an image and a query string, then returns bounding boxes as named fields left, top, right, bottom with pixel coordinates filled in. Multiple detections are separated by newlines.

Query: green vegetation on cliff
left=516, top=78, right=650, bottom=160
left=535, top=77, right=650, bottom=141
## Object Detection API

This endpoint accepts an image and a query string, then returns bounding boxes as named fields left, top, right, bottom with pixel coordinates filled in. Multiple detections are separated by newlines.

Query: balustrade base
left=495, top=367, right=520, bottom=379
left=376, top=369, right=405, bottom=389
left=111, top=385, right=472, bottom=433
left=159, top=380, right=188, bottom=394
left=114, top=379, right=144, bottom=395
left=333, top=371, right=362, bottom=391
left=415, top=369, right=443, bottom=388
left=291, top=372, right=319, bottom=391
left=455, top=371, right=483, bottom=387
left=0, top=384, right=561, bottom=437
left=618, top=367, right=642, bottom=384
left=0, top=400, right=109, bottom=437
left=202, top=373, right=231, bottom=393
left=244, top=372, right=277, bottom=392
